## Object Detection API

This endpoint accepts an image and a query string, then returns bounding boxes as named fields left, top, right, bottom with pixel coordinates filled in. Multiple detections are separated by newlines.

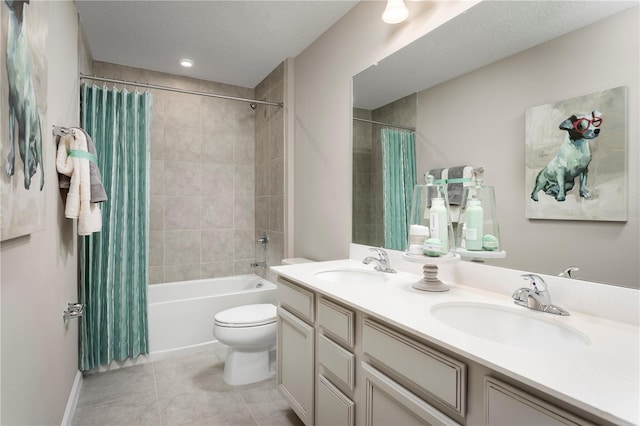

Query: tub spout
left=251, top=261, right=267, bottom=268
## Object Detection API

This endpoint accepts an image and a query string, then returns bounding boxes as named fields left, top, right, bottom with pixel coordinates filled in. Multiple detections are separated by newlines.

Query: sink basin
left=315, top=268, right=387, bottom=284
left=431, top=302, right=590, bottom=350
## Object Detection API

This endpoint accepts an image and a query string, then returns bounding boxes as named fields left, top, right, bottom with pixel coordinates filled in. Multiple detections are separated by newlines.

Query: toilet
left=213, top=303, right=277, bottom=386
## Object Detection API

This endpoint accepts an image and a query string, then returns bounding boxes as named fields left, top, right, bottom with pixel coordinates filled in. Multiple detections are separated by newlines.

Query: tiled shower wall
left=254, top=63, right=285, bottom=280
left=353, top=108, right=379, bottom=246
left=91, top=61, right=284, bottom=284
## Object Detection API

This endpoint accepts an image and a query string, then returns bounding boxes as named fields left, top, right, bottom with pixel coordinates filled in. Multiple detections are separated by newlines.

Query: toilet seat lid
left=214, top=303, right=277, bottom=327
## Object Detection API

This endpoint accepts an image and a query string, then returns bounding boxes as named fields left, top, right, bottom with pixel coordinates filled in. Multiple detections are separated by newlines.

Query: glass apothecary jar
left=455, top=178, right=507, bottom=260
left=406, top=174, right=456, bottom=257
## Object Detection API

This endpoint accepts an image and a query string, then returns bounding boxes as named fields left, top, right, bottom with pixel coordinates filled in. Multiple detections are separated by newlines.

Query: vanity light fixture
left=179, top=58, right=194, bottom=68
left=382, top=0, right=409, bottom=24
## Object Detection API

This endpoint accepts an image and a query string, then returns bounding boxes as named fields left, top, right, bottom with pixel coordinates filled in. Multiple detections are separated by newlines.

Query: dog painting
left=525, top=87, right=627, bottom=221
left=530, top=110, right=601, bottom=202
left=1, top=0, right=48, bottom=240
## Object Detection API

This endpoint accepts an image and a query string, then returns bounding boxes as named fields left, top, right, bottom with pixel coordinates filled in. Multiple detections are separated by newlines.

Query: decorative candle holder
left=455, top=177, right=507, bottom=261
left=404, top=174, right=459, bottom=292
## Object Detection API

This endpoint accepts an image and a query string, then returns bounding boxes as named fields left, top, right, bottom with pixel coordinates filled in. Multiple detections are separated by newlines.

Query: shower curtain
left=79, top=84, right=152, bottom=371
left=381, top=128, right=416, bottom=251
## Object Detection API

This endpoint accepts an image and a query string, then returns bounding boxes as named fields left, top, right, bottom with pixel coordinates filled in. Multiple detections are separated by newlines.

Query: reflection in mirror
left=352, top=1, right=639, bottom=287
left=352, top=94, right=416, bottom=249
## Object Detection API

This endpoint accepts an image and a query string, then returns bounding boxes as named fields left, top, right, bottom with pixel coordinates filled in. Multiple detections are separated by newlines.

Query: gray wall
left=1, top=1, right=81, bottom=423
left=92, top=61, right=285, bottom=284
left=415, top=8, right=639, bottom=287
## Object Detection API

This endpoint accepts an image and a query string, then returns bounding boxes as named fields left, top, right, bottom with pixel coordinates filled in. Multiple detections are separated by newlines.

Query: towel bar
left=52, top=125, right=75, bottom=137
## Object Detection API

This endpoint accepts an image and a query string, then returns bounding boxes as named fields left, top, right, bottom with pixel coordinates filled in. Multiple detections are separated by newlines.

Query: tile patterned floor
left=72, top=349, right=304, bottom=426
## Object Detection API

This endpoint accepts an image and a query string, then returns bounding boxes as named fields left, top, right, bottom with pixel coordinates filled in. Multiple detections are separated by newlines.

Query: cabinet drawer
left=485, top=377, right=594, bottom=426
left=318, top=334, right=355, bottom=392
left=362, top=363, right=461, bottom=426
left=318, top=297, right=355, bottom=349
left=363, top=319, right=466, bottom=415
left=317, top=375, right=355, bottom=426
left=277, top=277, right=315, bottom=323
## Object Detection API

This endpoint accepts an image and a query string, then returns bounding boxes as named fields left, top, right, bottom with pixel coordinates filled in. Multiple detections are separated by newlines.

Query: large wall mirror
left=353, top=1, right=639, bottom=288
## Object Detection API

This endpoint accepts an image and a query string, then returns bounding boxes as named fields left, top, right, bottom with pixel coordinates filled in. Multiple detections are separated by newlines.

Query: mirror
left=352, top=1, right=639, bottom=287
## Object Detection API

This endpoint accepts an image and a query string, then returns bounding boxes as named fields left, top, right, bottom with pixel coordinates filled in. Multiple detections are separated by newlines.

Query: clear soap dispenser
left=404, top=174, right=460, bottom=292
left=455, top=175, right=506, bottom=260
left=406, top=174, right=456, bottom=257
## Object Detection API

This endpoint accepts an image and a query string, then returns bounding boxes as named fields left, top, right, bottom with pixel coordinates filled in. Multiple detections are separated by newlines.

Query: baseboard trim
left=61, top=370, right=83, bottom=426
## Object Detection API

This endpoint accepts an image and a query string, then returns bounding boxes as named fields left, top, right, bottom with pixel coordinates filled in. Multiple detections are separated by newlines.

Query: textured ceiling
left=354, top=1, right=639, bottom=110
left=76, top=0, right=358, bottom=88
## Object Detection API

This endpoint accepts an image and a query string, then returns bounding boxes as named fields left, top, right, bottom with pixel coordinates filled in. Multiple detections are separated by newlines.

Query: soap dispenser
left=406, top=174, right=456, bottom=257
left=455, top=175, right=506, bottom=260
left=404, top=174, right=460, bottom=292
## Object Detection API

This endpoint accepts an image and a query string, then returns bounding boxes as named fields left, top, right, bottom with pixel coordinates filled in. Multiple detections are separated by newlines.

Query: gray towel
left=447, top=165, right=467, bottom=206
left=57, top=129, right=108, bottom=203
left=427, top=168, right=445, bottom=182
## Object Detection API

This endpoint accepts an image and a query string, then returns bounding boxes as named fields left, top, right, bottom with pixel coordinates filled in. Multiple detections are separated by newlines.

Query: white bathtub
left=148, top=274, right=277, bottom=358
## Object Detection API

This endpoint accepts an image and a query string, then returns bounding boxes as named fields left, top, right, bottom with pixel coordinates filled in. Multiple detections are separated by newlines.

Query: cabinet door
left=485, top=378, right=594, bottom=426
left=277, top=307, right=315, bottom=426
left=317, top=375, right=355, bottom=426
left=361, top=363, right=461, bottom=426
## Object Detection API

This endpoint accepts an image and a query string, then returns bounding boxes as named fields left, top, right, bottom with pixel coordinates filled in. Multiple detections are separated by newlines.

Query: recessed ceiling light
left=179, top=58, right=193, bottom=68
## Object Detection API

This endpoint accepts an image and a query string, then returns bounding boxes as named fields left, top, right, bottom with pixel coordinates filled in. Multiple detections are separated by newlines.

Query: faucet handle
left=559, top=266, right=579, bottom=279
left=521, top=273, right=548, bottom=293
left=368, top=247, right=387, bottom=260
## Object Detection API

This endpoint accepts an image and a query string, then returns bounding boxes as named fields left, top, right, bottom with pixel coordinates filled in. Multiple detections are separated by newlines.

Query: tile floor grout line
left=151, top=360, right=165, bottom=426
left=238, top=385, right=261, bottom=426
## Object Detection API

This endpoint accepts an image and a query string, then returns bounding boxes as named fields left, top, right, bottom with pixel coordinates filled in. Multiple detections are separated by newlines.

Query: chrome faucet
left=363, top=248, right=396, bottom=273
left=558, top=266, right=579, bottom=279
left=512, top=274, right=569, bottom=316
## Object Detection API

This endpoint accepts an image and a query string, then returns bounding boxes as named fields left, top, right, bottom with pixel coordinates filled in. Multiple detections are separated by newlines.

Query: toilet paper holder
left=64, top=303, right=84, bottom=320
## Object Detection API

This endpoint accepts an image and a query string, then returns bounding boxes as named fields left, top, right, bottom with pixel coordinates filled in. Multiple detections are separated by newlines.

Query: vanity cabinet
left=277, top=278, right=315, bottom=425
left=361, top=363, right=460, bottom=426
left=276, top=274, right=607, bottom=426
left=316, top=297, right=356, bottom=426
left=484, top=377, right=595, bottom=426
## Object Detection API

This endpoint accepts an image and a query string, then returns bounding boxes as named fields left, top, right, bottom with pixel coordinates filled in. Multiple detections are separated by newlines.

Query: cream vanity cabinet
left=316, top=296, right=357, bottom=426
left=277, top=278, right=316, bottom=425
left=276, top=275, right=611, bottom=426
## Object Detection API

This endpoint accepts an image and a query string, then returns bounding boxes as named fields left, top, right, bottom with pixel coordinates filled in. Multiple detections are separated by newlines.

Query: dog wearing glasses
left=531, top=110, right=602, bottom=202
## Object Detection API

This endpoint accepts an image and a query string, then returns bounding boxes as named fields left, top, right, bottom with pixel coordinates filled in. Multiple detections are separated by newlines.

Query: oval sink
left=431, top=302, right=590, bottom=350
left=315, top=268, right=387, bottom=284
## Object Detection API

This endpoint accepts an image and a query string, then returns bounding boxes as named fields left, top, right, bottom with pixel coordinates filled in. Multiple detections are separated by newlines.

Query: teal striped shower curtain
left=381, top=128, right=416, bottom=251
left=79, top=84, right=152, bottom=371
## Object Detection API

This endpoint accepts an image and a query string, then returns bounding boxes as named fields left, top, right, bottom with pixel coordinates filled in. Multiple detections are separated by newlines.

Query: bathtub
left=148, top=274, right=277, bottom=358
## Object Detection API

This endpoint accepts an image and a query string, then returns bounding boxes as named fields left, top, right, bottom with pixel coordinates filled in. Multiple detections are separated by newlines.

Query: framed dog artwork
left=1, top=0, right=48, bottom=241
left=525, top=86, right=628, bottom=222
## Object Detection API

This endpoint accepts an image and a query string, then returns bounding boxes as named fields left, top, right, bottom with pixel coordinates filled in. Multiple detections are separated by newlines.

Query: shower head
left=249, top=103, right=257, bottom=110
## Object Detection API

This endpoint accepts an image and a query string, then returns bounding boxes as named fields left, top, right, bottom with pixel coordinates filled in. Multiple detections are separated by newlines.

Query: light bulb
left=382, top=0, right=409, bottom=24
left=179, top=58, right=193, bottom=68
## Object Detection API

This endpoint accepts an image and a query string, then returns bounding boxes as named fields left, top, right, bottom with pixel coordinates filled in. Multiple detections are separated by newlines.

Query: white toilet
left=213, top=303, right=277, bottom=386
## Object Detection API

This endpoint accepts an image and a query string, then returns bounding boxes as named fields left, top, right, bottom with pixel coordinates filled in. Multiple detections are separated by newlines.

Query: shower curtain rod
left=79, top=74, right=284, bottom=107
left=353, top=117, right=415, bottom=132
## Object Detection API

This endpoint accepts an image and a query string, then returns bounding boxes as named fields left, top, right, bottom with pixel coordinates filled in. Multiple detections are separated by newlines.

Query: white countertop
left=271, top=259, right=640, bottom=426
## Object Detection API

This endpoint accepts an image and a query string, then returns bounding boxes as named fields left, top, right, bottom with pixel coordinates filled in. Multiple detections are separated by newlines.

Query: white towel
left=56, top=130, right=102, bottom=235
